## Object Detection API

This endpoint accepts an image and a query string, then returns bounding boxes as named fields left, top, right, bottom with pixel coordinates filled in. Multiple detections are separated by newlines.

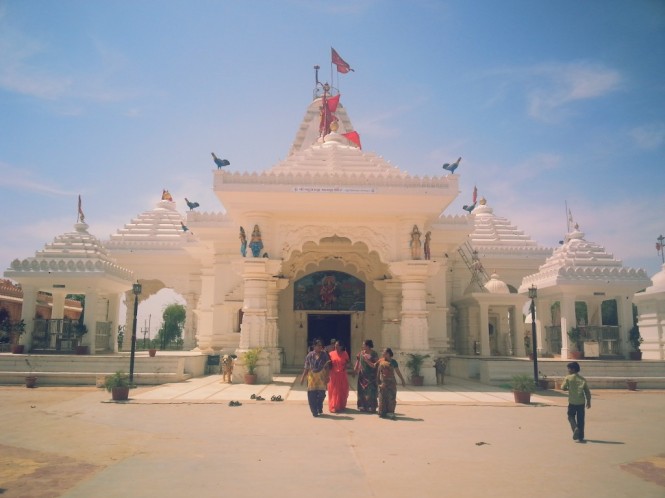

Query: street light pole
left=129, top=282, right=142, bottom=383
left=528, top=285, right=539, bottom=386
left=657, top=234, right=664, bottom=264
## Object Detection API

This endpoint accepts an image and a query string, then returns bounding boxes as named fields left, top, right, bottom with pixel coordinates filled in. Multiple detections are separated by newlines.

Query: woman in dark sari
left=354, top=339, right=379, bottom=412
left=377, top=348, right=406, bottom=419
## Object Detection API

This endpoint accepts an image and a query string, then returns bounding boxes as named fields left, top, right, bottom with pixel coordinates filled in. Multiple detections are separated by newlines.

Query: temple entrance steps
left=0, top=351, right=207, bottom=386
left=446, top=355, right=665, bottom=389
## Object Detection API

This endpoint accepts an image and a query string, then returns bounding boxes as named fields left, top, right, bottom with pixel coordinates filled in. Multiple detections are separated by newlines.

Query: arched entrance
left=307, top=313, right=352, bottom=357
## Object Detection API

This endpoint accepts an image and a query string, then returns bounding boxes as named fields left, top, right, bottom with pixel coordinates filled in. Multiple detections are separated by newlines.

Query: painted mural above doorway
left=294, top=271, right=365, bottom=311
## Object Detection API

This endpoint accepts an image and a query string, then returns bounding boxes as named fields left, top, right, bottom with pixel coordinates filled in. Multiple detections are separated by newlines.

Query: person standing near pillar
left=300, top=339, right=330, bottom=417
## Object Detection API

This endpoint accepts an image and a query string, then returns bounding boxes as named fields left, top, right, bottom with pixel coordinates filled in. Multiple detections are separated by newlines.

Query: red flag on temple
left=331, top=48, right=354, bottom=74
left=343, top=131, right=361, bottom=149
left=472, top=186, right=478, bottom=204
left=657, top=243, right=662, bottom=251
left=326, top=94, right=340, bottom=113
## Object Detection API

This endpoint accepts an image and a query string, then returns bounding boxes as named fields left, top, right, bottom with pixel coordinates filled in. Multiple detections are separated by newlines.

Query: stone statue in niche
left=249, top=224, right=264, bottom=257
left=410, top=225, right=422, bottom=260
left=424, top=231, right=431, bottom=260
left=239, top=226, right=247, bottom=257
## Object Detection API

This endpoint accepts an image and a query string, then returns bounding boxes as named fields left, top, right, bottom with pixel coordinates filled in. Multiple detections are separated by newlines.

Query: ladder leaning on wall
left=457, top=241, right=490, bottom=292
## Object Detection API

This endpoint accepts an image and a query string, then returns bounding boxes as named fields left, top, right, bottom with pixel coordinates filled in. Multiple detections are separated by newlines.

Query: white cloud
left=0, top=16, right=72, bottom=99
left=526, top=62, right=621, bottom=122
left=630, top=123, right=665, bottom=149
left=0, top=161, right=74, bottom=196
left=0, top=14, right=138, bottom=104
left=485, top=61, right=622, bottom=123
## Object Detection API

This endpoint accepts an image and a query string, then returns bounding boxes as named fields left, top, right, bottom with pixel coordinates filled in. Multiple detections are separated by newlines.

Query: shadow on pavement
left=585, top=439, right=625, bottom=445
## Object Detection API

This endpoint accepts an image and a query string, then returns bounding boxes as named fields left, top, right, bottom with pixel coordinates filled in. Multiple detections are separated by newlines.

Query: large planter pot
left=411, top=375, right=424, bottom=386
left=111, top=387, right=130, bottom=401
left=11, top=344, right=24, bottom=354
left=513, top=391, right=531, bottom=404
left=626, top=380, right=638, bottom=391
left=148, top=349, right=157, bottom=357
left=25, top=376, right=37, bottom=388
left=75, top=345, right=89, bottom=355
left=568, top=351, right=584, bottom=360
left=244, top=373, right=257, bottom=385
left=629, top=351, right=642, bottom=361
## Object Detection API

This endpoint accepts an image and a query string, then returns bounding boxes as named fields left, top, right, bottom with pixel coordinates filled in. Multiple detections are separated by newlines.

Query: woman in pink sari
left=327, top=341, right=350, bottom=413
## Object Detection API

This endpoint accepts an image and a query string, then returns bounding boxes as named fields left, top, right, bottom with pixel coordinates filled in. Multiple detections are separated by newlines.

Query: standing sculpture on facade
left=249, top=225, right=264, bottom=257
left=410, top=225, right=422, bottom=260
left=239, top=226, right=247, bottom=257
left=424, top=231, right=431, bottom=260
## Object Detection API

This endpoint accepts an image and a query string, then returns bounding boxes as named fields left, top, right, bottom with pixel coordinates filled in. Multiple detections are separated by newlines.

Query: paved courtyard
left=1, top=376, right=663, bottom=498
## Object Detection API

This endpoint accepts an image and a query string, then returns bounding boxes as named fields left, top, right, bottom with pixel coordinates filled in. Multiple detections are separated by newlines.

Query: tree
left=156, top=303, right=186, bottom=349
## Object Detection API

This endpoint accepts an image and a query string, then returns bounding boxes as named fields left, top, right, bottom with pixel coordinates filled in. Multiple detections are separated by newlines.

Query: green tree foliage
left=156, top=303, right=186, bottom=349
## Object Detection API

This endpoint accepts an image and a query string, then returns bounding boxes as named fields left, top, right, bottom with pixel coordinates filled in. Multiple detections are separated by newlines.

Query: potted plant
left=511, top=374, right=536, bottom=404
left=25, top=357, right=37, bottom=388
left=74, top=323, right=88, bottom=354
left=628, top=326, right=643, bottom=360
left=567, top=327, right=584, bottom=359
left=241, top=348, right=262, bottom=384
left=148, top=348, right=157, bottom=357
left=104, top=371, right=131, bottom=401
left=405, top=353, right=430, bottom=386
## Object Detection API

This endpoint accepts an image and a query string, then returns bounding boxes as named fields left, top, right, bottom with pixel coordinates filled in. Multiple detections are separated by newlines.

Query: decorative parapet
left=215, top=170, right=455, bottom=190
left=7, top=257, right=134, bottom=281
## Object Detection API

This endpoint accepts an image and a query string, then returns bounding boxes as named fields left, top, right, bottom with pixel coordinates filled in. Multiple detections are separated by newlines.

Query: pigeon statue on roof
left=211, top=152, right=230, bottom=169
left=442, top=157, right=462, bottom=174
left=185, top=198, right=200, bottom=211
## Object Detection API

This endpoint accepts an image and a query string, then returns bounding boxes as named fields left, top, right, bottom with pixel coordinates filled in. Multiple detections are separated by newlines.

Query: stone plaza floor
left=131, top=374, right=556, bottom=405
left=1, top=377, right=663, bottom=498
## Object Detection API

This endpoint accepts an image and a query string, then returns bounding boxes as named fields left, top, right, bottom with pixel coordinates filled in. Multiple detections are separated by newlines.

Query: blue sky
left=1, top=1, right=664, bottom=328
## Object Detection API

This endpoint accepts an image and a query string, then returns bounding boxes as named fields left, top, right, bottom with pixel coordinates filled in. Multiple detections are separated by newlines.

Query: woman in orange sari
left=327, top=341, right=350, bottom=413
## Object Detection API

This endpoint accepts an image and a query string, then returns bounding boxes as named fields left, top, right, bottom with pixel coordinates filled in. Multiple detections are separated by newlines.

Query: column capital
left=232, top=258, right=283, bottom=279
left=388, top=260, right=439, bottom=281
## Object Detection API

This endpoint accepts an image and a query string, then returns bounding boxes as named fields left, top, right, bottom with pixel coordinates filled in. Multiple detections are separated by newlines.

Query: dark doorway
left=307, top=314, right=351, bottom=357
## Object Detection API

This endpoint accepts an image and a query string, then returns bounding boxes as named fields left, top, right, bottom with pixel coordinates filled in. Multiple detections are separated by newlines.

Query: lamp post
left=657, top=234, right=664, bottom=264
left=129, top=282, right=142, bottom=383
left=528, top=285, right=538, bottom=386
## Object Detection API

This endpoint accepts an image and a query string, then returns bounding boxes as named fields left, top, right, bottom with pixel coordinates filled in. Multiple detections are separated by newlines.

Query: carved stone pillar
left=374, top=280, right=401, bottom=350
left=233, top=258, right=282, bottom=383
left=83, top=290, right=98, bottom=354
left=266, top=277, right=288, bottom=373
left=560, top=296, right=575, bottom=358
left=19, top=285, right=38, bottom=352
left=183, top=292, right=199, bottom=350
left=390, top=261, right=437, bottom=384
left=479, top=301, right=490, bottom=356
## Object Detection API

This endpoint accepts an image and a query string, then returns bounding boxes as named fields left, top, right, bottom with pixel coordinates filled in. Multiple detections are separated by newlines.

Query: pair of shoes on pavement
left=250, top=394, right=265, bottom=401
left=270, top=395, right=283, bottom=401
left=228, top=400, right=242, bottom=407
